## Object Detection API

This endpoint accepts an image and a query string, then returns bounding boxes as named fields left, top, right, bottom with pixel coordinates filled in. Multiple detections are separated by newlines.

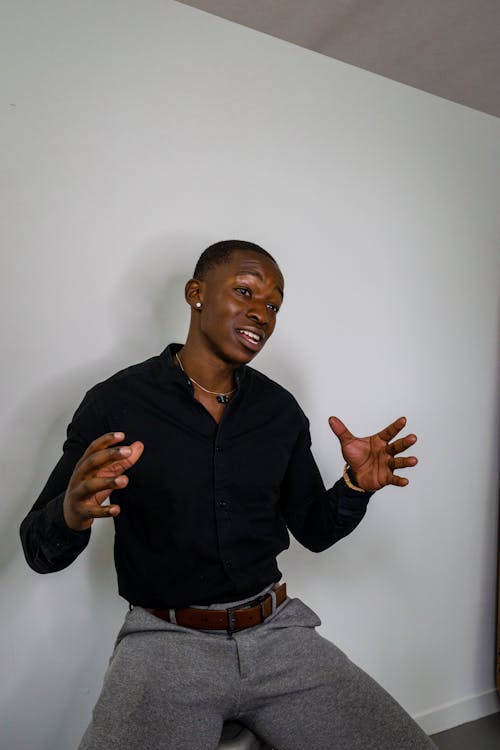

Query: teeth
left=239, top=329, right=260, bottom=342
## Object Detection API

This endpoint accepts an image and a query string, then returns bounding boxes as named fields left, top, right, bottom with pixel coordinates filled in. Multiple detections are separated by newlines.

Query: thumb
left=129, top=441, right=145, bottom=466
left=328, top=416, right=354, bottom=444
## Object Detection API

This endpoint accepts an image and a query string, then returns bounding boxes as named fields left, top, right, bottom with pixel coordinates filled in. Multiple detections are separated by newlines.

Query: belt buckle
left=225, top=593, right=268, bottom=635
left=226, top=605, right=238, bottom=635
left=255, top=594, right=268, bottom=622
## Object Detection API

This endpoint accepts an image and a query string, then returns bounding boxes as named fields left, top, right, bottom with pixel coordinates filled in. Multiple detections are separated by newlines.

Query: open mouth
left=236, top=327, right=264, bottom=350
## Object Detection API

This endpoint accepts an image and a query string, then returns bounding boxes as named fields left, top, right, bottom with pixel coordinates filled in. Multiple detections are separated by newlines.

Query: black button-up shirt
left=20, top=345, right=372, bottom=608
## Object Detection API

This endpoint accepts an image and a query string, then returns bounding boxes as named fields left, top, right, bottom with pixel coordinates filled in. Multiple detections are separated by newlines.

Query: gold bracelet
left=343, top=464, right=366, bottom=493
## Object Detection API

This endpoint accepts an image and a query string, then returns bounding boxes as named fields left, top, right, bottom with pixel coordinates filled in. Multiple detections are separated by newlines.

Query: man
left=21, top=240, right=436, bottom=749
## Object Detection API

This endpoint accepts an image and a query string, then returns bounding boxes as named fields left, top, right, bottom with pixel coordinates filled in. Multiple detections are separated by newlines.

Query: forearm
left=280, top=421, right=373, bottom=552
left=20, top=492, right=91, bottom=573
left=286, top=476, right=372, bottom=552
left=19, top=412, right=92, bottom=572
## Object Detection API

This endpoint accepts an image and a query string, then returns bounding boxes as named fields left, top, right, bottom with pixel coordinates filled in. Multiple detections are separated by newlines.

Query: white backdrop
left=1, top=1, right=499, bottom=748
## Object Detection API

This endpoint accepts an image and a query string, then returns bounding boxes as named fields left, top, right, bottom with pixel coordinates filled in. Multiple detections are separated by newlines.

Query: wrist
left=63, top=501, right=92, bottom=532
left=343, top=464, right=366, bottom=493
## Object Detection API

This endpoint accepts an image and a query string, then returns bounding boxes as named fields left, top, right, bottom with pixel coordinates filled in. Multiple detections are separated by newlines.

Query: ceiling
left=176, top=0, right=500, bottom=118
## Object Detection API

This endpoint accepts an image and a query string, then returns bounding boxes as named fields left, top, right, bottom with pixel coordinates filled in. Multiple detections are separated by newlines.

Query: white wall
left=1, top=1, right=499, bottom=747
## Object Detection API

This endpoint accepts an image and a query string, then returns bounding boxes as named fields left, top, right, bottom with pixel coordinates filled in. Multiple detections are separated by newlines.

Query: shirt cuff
left=42, top=492, right=91, bottom=553
left=336, top=476, right=374, bottom=509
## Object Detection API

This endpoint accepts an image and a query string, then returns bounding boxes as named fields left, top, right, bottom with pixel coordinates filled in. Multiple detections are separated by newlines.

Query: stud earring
left=195, top=302, right=202, bottom=309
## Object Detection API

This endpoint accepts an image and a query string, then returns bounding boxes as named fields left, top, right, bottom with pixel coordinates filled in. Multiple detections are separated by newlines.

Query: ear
left=185, top=278, right=204, bottom=310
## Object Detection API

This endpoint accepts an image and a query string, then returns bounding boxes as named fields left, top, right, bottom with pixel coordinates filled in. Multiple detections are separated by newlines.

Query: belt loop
left=270, top=588, right=277, bottom=613
left=169, top=608, right=177, bottom=624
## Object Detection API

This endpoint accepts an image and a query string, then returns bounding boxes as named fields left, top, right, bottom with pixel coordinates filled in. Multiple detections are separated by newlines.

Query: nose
left=247, top=302, right=270, bottom=326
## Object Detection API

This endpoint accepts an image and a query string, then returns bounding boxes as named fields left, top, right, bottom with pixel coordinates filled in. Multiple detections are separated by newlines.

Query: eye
left=266, top=303, right=280, bottom=313
left=235, top=287, right=251, bottom=296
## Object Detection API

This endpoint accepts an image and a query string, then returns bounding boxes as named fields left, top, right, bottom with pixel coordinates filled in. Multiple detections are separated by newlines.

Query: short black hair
left=193, top=240, right=278, bottom=280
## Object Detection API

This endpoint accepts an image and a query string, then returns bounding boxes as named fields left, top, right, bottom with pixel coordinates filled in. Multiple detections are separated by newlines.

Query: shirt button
left=224, top=560, right=233, bottom=568
left=215, top=446, right=222, bottom=453
left=219, top=499, right=228, bottom=508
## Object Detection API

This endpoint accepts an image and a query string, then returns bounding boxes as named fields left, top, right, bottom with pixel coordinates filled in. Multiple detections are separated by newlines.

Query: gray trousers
left=78, top=597, right=436, bottom=750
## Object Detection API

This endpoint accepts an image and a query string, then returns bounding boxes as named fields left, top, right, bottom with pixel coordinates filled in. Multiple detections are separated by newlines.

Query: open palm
left=329, top=416, right=418, bottom=492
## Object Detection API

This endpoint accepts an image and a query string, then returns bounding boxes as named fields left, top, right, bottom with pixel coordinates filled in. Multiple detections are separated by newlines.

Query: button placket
left=213, top=424, right=237, bottom=581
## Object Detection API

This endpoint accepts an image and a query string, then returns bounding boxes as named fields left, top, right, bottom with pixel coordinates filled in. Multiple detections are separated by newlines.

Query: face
left=189, top=250, right=284, bottom=365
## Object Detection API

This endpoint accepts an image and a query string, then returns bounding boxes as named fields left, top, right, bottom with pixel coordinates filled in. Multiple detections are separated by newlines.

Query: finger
left=64, top=487, right=122, bottom=527
left=390, top=474, right=410, bottom=487
left=98, top=441, right=145, bottom=477
left=72, top=497, right=122, bottom=521
left=85, top=501, right=122, bottom=519
left=377, top=417, right=407, bottom=444
left=328, top=416, right=356, bottom=444
left=78, top=432, right=126, bottom=464
left=75, top=444, right=133, bottom=479
left=127, top=441, right=144, bottom=467
left=97, top=459, right=133, bottom=478
left=388, top=434, right=417, bottom=456
left=71, top=474, right=129, bottom=503
left=389, top=456, right=418, bottom=470
left=88, top=489, right=122, bottom=518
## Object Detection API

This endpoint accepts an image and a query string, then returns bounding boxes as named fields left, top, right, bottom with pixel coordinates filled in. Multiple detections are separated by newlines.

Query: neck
left=176, top=342, right=237, bottom=393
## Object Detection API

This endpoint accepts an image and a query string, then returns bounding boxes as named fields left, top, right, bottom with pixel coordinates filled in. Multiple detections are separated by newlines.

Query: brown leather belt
left=147, top=582, right=287, bottom=634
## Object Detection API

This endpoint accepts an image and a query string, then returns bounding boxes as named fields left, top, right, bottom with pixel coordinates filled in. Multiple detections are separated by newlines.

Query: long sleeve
left=19, top=392, right=107, bottom=573
left=279, top=422, right=373, bottom=553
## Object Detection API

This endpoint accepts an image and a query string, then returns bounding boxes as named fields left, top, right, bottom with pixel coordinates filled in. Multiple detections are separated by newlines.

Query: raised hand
left=328, top=416, right=417, bottom=492
left=63, top=432, right=144, bottom=531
